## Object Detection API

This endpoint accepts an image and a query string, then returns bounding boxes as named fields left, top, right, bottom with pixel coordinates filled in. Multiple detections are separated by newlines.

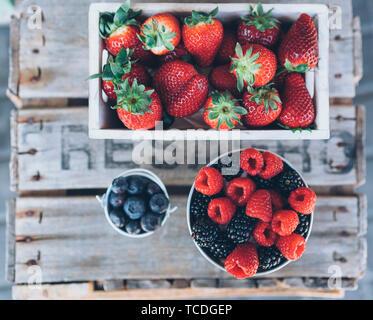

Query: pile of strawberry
left=190, top=147, right=317, bottom=279
left=89, top=1, right=319, bottom=131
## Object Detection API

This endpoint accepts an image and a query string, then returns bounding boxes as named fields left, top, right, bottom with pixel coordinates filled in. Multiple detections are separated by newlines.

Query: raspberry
left=195, top=167, right=224, bottom=196
left=288, top=187, right=316, bottom=214
left=259, top=152, right=284, bottom=179
left=276, top=233, right=306, bottom=261
left=257, top=246, right=286, bottom=273
left=268, top=189, right=284, bottom=211
left=208, top=236, right=236, bottom=259
left=191, top=219, right=220, bottom=248
left=226, top=209, right=256, bottom=244
left=275, top=165, right=305, bottom=197
left=226, top=177, right=256, bottom=206
left=294, top=214, right=311, bottom=238
left=271, top=210, right=299, bottom=236
left=240, top=148, right=264, bottom=176
left=208, top=197, right=236, bottom=224
left=190, top=191, right=211, bottom=221
left=224, top=243, right=259, bottom=279
left=253, top=221, right=278, bottom=247
left=246, top=190, right=272, bottom=222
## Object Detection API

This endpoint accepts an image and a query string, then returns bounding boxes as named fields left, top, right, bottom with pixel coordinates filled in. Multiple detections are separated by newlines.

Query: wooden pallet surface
left=10, top=105, right=365, bottom=192
left=7, top=0, right=360, bottom=105
left=7, top=194, right=366, bottom=284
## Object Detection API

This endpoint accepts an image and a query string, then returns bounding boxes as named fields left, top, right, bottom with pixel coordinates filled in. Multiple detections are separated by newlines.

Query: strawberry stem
left=240, top=2, right=280, bottom=32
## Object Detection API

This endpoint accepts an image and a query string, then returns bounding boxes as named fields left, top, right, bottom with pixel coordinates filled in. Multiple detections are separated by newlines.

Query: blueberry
left=125, top=220, right=142, bottom=235
left=141, top=213, right=162, bottom=232
left=123, top=196, right=146, bottom=220
left=127, top=176, right=146, bottom=195
left=109, top=208, right=127, bottom=228
left=146, top=182, right=161, bottom=196
left=149, top=193, right=169, bottom=214
left=108, top=192, right=126, bottom=208
left=111, top=176, right=129, bottom=194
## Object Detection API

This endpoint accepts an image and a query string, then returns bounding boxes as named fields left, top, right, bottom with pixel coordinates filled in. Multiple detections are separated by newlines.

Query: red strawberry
left=114, top=79, right=162, bottom=130
left=209, top=65, right=241, bottom=97
left=246, top=189, right=272, bottom=222
left=278, top=13, right=319, bottom=72
left=271, top=210, right=299, bottom=236
left=268, top=189, right=284, bottom=211
left=225, top=243, right=259, bottom=279
left=102, top=62, right=150, bottom=101
left=278, top=73, right=315, bottom=129
left=139, top=13, right=181, bottom=56
left=153, top=60, right=209, bottom=117
left=253, top=221, right=278, bottom=247
left=272, top=68, right=291, bottom=92
left=215, top=30, right=237, bottom=65
left=242, top=85, right=282, bottom=127
left=158, top=43, right=189, bottom=65
left=182, top=8, right=223, bottom=67
left=203, top=91, right=247, bottom=130
left=89, top=48, right=150, bottom=102
left=226, top=177, right=256, bottom=206
left=276, top=233, right=306, bottom=261
left=240, top=148, right=264, bottom=176
left=237, top=3, right=281, bottom=48
left=208, top=197, right=236, bottom=224
left=194, top=167, right=224, bottom=196
left=230, top=43, right=277, bottom=91
left=288, top=187, right=316, bottom=215
left=100, top=1, right=153, bottom=64
left=259, top=151, right=283, bottom=179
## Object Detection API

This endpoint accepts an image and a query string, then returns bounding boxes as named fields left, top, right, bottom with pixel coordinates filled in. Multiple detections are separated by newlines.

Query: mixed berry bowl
left=187, top=148, right=316, bottom=278
left=100, top=169, right=175, bottom=238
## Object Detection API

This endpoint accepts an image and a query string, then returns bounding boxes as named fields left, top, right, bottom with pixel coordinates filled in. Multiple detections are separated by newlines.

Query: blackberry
left=257, top=246, right=286, bottom=273
left=226, top=211, right=257, bottom=244
left=208, top=237, right=236, bottom=259
left=294, top=213, right=311, bottom=238
left=251, top=175, right=275, bottom=189
left=190, top=191, right=211, bottom=220
left=275, top=166, right=305, bottom=197
left=192, top=219, right=220, bottom=248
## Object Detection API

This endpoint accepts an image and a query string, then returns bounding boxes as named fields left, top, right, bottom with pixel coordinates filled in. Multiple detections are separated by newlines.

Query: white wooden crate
left=88, top=2, right=329, bottom=140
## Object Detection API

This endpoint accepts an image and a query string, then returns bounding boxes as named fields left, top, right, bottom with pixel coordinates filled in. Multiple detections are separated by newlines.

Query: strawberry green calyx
left=138, top=18, right=177, bottom=51
left=87, top=47, right=134, bottom=82
left=99, top=0, right=141, bottom=39
left=284, top=59, right=310, bottom=73
left=248, top=85, right=282, bottom=114
left=184, top=7, right=219, bottom=27
left=230, top=43, right=262, bottom=92
left=240, top=3, right=280, bottom=32
left=113, top=78, right=154, bottom=115
left=206, top=91, right=247, bottom=129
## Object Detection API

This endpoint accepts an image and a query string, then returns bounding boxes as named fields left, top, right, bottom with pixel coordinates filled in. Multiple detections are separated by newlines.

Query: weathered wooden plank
left=10, top=0, right=355, bottom=102
left=11, top=195, right=366, bottom=283
left=5, top=199, right=16, bottom=283
left=11, top=106, right=364, bottom=191
left=12, top=281, right=347, bottom=299
left=8, top=15, right=19, bottom=97
left=353, top=16, right=363, bottom=85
